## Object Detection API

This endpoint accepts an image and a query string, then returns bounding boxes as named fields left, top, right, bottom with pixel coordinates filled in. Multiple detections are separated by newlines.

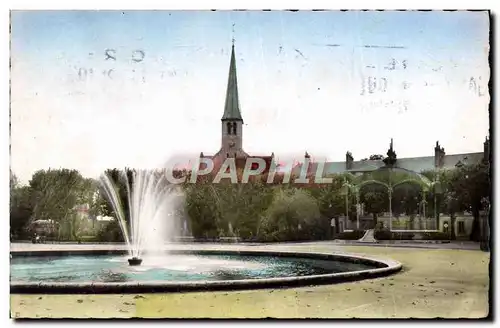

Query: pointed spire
left=221, top=43, right=243, bottom=121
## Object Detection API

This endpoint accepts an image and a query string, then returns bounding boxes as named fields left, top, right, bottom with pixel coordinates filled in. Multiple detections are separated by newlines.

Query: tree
left=421, top=169, right=455, bottom=227
left=30, top=169, right=83, bottom=222
left=98, top=168, right=135, bottom=221
left=307, top=174, right=353, bottom=234
left=222, top=182, right=275, bottom=239
left=359, top=184, right=388, bottom=227
left=442, top=191, right=459, bottom=240
left=383, top=139, right=397, bottom=167
left=184, top=183, right=220, bottom=239
left=369, top=154, right=384, bottom=160
left=449, top=162, right=490, bottom=241
left=392, top=183, right=422, bottom=220
left=28, top=169, right=94, bottom=240
left=260, top=188, right=321, bottom=241
left=10, top=173, right=33, bottom=239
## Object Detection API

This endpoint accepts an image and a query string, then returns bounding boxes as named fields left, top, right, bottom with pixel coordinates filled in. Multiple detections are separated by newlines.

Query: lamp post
left=422, top=191, right=426, bottom=220
left=342, top=178, right=349, bottom=228
left=328, top=203, right=335, bottom=236
left=345, top=187, right=349, bottom=223
left=388, top=168, right=393, bottom=231
left=433, top=174, right=442, bottom=231
left=356, top=189, right=360, bottom=230
left=388, top=187, right=393, bottom=231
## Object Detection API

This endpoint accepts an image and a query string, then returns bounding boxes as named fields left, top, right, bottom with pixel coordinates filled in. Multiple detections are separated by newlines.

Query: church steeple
left=220, top=42, right=244, bottom=157
left=221, top=44, right=243, bottom=121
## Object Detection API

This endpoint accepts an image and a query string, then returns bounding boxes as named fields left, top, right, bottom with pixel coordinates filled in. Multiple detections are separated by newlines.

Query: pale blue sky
left=10, top=10, right=490, bottom=182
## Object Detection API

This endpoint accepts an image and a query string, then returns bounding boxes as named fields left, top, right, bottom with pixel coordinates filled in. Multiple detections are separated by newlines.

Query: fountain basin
left=10, top=249, right=402, bottom=294
left=128, top=257, right=143, bottom=266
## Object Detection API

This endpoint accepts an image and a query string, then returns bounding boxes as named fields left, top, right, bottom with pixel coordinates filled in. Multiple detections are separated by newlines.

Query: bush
left=420, top=232, right=451, bottom=240
left=79, top=235, right=98, bottom=243
left=184, top=184, right=220, bottom=239
left=392, top=232, right=415, bottom=240
left=336, top=230, right=366, bottom=240
left=96, top=220, right=124, bottom=242
left=374, top=229, right=392, bottom=240
left=258, top=188, right=321, bottom=242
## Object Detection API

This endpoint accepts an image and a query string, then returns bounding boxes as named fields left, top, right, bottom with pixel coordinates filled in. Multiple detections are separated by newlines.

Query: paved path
left=10, top=240, right=482, bottom=254
left=358, top=229, right=377, bottom=243
left=10, top=243, right=489, bottom=319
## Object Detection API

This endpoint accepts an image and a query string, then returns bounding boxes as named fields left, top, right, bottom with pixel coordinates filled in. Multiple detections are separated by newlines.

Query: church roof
left=221, top=44, right=243, bottom=121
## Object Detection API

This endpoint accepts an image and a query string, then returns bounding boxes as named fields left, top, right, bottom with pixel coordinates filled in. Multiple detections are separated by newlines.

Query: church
left=198, top=43, right=278, bottom=175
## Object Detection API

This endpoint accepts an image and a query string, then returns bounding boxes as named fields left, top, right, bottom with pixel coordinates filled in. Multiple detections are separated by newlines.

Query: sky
left=10, top=10, right=490, bottom=183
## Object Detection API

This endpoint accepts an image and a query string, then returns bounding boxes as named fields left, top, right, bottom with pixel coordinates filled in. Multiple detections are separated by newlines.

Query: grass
left=10, top=245, right=490, bottom=319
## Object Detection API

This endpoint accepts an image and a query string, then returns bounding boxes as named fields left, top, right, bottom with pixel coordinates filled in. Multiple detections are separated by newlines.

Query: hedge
left=335, top=230, right=366, bottom=240
left=374, top=230, right=415, bottom=240
left=420, top=232, right=451, bottom=240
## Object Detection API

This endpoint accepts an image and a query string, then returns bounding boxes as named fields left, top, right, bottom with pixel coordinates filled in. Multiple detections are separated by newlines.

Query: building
left=199, top=43, right=275, bottom=175
left=199, top=43, right=490, bottom=180
left=295, top=138, right=489, bottom=178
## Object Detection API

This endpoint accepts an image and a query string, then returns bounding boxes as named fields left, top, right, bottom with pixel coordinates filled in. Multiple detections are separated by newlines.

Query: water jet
left=99, top=168, right=184, bottom=264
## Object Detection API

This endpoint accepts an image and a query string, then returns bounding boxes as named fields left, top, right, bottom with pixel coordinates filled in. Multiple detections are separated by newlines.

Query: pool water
left=10, top=254, right=375, bottom=283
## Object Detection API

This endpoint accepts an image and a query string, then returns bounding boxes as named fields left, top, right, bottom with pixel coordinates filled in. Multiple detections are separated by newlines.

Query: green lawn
left=10, top=245, right=490, bottom=319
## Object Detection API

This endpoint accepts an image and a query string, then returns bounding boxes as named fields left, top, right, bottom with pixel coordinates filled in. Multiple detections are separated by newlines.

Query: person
left=330, top=218, right=336, bottom=239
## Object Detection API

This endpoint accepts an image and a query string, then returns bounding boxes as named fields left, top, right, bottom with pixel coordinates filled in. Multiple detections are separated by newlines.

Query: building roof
left=221, top=44, right=243, bottom=121
left=294, top=152, right=484, bottom=176
left=442, top=152, right=484, bottom=169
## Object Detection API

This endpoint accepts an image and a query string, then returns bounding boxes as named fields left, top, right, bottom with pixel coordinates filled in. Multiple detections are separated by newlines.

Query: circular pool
left=10, top=249, right=402, bottom=294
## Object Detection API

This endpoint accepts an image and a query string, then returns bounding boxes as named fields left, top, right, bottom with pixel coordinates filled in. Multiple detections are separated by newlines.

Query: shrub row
left=335, top=230, right=366, bottom=240
left=419, top=232, right=451, bottom=240
left=374, top=230, right=415, bottom=240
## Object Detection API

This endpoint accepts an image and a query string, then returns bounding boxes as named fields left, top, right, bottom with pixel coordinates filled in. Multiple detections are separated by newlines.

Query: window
left=226, top=122, right=232, bottom=135
left=458, top=221, right=465, bottom=234
left=232, top=123, right=237, bottom=135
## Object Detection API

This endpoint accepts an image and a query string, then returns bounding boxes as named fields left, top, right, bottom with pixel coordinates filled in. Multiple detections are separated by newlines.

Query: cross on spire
left=232, top=23, right=235, bottom=46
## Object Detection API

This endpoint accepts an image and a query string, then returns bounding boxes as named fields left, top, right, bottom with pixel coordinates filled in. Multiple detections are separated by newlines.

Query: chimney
left=346, top=151, right=354, bottom=170
left=434, top=141, right=445, bottom=168
left=484, top=137, right=490, bottom=163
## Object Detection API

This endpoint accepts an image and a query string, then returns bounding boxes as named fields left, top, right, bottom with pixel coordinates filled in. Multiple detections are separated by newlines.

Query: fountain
left=128, top=257, right=142, bottom=266
left=9, top=169, right=403, bottom=294
left=99, top=169, right=183, bottom=266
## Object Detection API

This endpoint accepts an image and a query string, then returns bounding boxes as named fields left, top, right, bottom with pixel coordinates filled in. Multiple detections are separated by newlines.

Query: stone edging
left=10, top=249, right=402, bottom=294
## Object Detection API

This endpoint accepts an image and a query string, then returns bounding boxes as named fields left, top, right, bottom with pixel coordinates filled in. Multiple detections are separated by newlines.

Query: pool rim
left=10, top=249, right=402, bottom=294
